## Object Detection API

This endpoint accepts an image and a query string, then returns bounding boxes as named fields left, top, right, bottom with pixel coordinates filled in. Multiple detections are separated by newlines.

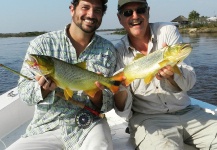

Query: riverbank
left=179, top=27, right=217, bottom=33
left=0, top=31, right=47, bottom=38
left=112, top=27, right=217, bottom=35
left=1, top=27, right=217, bottom=37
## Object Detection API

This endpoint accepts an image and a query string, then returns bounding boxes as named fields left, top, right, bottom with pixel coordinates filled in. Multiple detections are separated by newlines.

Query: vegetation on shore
left=179, top=22, right=217, bottom=33
left=112, top=23, right=217, bottom=35
left=1, top=26, right=217, bottom=38
left=0, top=31, right=47, bottom=38
left=179, top=27, right=217, bottom=34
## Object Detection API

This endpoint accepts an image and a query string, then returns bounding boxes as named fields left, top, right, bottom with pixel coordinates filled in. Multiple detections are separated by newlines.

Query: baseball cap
left=71, top=0, right=108, bottom=5
left=118, top=0, right=147, bottom=11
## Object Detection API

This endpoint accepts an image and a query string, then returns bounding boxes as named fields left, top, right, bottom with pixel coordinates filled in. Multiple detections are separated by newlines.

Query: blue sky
left=0, top=0, right=216, bottom=33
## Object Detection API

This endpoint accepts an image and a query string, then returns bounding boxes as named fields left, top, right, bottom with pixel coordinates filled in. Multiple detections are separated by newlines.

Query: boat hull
left=0, top=87, right=216, bottom=149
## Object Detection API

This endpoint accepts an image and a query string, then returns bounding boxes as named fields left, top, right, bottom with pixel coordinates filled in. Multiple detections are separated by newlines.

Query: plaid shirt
left=18, top=24, right=117, bottom=149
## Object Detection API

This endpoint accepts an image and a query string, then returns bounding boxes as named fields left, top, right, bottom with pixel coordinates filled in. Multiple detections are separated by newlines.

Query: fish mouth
left=26, top=54, right=53, bottom=76
left=25, top=55, right=44, bottom=76
left=181, top=43, right=192, bottom=50
left=25, top=54, right=38, bottom=67
left=177, top=43, right=192, bottom=60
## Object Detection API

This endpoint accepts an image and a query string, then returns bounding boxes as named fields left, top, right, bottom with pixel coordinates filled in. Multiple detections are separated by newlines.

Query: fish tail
left=108, top=72, right=125, bottom=93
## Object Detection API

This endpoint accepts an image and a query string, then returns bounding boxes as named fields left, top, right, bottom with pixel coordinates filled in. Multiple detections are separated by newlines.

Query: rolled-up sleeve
left=113, top=40, right=133, bottom=120
left=160, top=58, right=196, bottom=93
left=18, top=40, right=55, bottom=106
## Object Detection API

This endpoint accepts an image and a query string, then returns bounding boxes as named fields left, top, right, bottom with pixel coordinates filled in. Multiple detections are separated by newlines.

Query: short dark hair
left=71, top=0, right=107, bottom=14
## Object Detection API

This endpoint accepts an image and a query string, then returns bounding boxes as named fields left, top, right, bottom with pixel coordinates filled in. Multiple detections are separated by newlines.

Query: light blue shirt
left=18, top=24, right=117, bottom=149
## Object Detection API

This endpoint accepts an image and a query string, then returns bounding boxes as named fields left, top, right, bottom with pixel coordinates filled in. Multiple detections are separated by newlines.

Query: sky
left=0, top=0, right=217, bottom=33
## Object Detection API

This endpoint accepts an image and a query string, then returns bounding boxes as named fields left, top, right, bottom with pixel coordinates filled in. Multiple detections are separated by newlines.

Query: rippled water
left=0, top=37, right=35, bottom=95
left=0, top=32, right=216, bottom=105
left=182, top=33, right=217, bottom=105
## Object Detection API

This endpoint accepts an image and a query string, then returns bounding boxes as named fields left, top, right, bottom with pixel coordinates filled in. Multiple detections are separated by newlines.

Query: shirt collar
left=64, top=24, right=72, bottom=45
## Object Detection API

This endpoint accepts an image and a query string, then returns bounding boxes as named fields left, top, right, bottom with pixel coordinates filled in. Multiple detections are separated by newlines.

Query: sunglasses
left=120, top=7, right=148, bottom=17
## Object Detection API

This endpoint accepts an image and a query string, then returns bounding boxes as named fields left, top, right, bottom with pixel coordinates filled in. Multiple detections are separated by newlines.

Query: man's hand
left=93, top=76, right=128, bottom=111
left=87, top=81, right=104, bottom=109
left=35, top=75, right=57, bottom=98
left=35, top=75, right=57, bottom=91
left=156, top=65, right=174, bottom=80
left=155, top=43, right=181, bottom=89
left=114, top=76, right=128, bottom=111
left=156, top=43, right=174, bottom=80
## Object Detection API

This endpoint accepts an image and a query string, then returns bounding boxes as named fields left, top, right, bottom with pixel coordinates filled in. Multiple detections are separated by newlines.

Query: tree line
left=0, top=31, right=47, bottom=38
left=188, top=10, right=217, bottom=28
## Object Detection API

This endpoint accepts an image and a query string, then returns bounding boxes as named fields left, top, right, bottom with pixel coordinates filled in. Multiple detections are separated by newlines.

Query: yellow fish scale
left=122, top=43, right=192, bottom=86
left=53, top=59, right=113, bottom=91
left=26, top=55, right=124, bottom=99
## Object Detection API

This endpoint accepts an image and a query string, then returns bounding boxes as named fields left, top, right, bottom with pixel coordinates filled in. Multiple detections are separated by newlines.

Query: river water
left=0, top=32, right=216, bottom=105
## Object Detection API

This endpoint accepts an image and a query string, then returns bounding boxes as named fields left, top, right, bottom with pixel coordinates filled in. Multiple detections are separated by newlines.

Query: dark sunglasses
left=120, top=7, right=148, bottom=17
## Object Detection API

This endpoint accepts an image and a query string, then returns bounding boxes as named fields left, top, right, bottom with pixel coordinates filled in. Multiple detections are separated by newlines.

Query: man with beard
left=114, top=0, right=217, bottom=149
left=7, top=0, right=116, bottom=150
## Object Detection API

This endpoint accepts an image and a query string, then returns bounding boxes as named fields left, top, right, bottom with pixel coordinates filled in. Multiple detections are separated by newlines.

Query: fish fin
left=173, top=65, right=181, bottom=75
left=108, top=85, right=120, bottom=94
left=75, top=62, right=86, bottom=69
left=133, top=53, right=144, bottom=61
left=111, top=71, right=124, bottom=82
left=113, top=71, right=134, bottom=87
left=158, top=60, right=170, bottom=68
left=124, top=79, right=134, bottom=86
left=64, top=88, right=73, bottom=100
left=85, top=88, right=99, bottom=98
left=144, top=74, right=154, bottom=84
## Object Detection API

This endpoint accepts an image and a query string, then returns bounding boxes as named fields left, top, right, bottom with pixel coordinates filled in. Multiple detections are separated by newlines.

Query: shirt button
left=165, top=102, right=167, bottom=105
left=156, top=86, right=158, bottom=89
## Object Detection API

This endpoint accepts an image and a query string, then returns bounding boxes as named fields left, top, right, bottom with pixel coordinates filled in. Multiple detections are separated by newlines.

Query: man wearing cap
left=7, top=0, right=116, bottom=150
left=114, top=0, right=217, bottom=149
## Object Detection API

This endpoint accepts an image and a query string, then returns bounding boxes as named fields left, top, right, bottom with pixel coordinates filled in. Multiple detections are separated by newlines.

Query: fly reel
left=75, top=109, right=93, bottom=129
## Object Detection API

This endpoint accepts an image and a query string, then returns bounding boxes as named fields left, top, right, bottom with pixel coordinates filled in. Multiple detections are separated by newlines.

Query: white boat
left=0, top=87, right=217, bottom=150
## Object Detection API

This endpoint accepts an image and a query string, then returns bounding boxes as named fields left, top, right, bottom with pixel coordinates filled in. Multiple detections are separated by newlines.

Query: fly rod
left=0, top=64, right=32, bottom=80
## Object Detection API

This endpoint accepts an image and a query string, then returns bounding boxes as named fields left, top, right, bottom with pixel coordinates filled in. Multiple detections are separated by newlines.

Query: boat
left=0, top=87, right=216, bottom=150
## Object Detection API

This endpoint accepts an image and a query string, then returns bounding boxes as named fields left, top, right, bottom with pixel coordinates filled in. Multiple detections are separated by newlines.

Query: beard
left=73, top=15, right=102, bottom=33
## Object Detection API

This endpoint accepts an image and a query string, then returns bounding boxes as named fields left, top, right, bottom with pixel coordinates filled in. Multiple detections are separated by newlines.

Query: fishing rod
left=0, top=64, right=32, bottom=80
left=55, top=92, right=105, bottom=118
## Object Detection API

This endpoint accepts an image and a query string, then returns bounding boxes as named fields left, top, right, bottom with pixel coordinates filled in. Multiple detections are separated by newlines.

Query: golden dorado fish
left=121, top=43, right=192, bottom=86
left=25, top=54, right=123, bottom=99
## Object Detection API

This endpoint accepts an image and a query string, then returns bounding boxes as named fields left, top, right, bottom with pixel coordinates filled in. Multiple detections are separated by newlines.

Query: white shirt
left=115, top=22, right=196, bottom=118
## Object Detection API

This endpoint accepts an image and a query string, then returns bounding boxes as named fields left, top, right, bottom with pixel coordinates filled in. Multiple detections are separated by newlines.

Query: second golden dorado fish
left=121, top=43, right=192, bottom=86
left=25, top=54, right=123, bottom=99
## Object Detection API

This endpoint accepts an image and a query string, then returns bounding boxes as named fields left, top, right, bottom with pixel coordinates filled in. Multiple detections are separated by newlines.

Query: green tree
left=188, top=10, right=200, bottom=23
